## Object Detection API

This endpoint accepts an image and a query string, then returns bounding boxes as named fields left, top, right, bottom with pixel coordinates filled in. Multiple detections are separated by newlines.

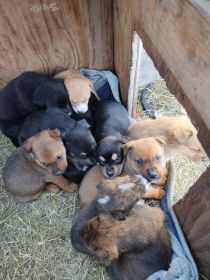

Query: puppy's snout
left=53, top=168, right=63, bottom=176
left=147, top=169, right=159, bottom=181
left=106, top=167, right=114, bottom=177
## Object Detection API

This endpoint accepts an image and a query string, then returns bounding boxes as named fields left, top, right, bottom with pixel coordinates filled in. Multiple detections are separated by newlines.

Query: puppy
left=0, top=71, right=72, bottom=146
left=82, top=203, right=172, bottom=275
left=93, top=100, right=131, bottom=178
left=96, top=175, right=164, bottom=220
left=18, top=108, right=96, bottom=183
left=3, top=129, right=77, bottom=202
left=55, top=69, right=100, bottom=114
left=79, top=137, right=167, bottom=208
left=71, top=175, right=164, bottom=253
left=128, top=116, right=208, bottom=162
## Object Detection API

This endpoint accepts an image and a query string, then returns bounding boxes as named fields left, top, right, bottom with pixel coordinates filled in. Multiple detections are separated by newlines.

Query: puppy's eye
left=155, top=155, right=161, bottom=160
left=41, top=162, right=49, bottom=167
left=115, top=155, right=121, bottom=162
left=136, top=159, right=144, bottom=165
left=57, top=155, right=63, bottom=161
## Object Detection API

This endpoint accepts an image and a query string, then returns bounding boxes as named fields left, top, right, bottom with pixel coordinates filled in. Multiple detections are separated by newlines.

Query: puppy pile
left=1, top=69, right=207, bottom=280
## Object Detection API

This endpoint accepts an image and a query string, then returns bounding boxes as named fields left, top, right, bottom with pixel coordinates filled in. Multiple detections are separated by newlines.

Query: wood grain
left=113, top=0, right=133, bottom=104
left=174, top=166, right=210, bottom=277
left=0, top=0, right=113, bottom=89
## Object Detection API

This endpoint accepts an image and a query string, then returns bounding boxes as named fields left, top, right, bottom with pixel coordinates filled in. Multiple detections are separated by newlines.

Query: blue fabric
left=79, top=69, right=198, bottom=280
left=79, top=68, right=121, bottom=102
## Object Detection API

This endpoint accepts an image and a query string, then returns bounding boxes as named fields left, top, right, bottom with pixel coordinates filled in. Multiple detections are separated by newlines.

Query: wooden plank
left=0, top=0, right=113, bottom=89
left=113, top=0, right=133, bottom=104
left=174, top=167, right=210, bottom=277
left=131, top=0, right=210, bottom=157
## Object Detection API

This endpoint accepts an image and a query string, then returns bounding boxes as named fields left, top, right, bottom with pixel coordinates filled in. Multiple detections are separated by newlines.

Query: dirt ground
left=0, top=79, right=208, bottom=279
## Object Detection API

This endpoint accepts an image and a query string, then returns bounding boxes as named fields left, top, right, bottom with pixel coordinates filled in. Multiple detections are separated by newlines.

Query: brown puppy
left=128, top=116, right=208, bottom=162
left=82, top=202, right=171, bottom=269
left=79, top=137, right=167, bottom=208
left=97, top=175, right=164, bottom=219
left=3, top=129, right=78, bottom=202
left=55, top=69, right=100, bottom=114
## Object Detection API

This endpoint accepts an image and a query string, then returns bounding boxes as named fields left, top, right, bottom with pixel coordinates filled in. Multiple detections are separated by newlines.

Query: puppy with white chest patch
left=55, top=69, right=100, bottom=114
left=79, top=137, right=167, bottom=208
left=93, top=100, right=131, bottom=179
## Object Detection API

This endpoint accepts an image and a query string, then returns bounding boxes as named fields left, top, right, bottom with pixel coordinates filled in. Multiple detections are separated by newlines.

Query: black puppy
left=18, top=108, right=96, bottom=183
left=0, top=71, right=72, bottom=146
left=93, top=100, right=131, bottom=178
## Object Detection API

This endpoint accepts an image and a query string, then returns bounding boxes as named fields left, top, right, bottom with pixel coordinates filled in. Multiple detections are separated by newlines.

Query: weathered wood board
left=0, top=0, right=113, bottom=89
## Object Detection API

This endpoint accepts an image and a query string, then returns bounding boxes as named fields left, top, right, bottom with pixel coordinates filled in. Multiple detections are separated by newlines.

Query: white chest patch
left=119, top=182, right=135, bottom=192
left=97, top=195, right=110, bottom=205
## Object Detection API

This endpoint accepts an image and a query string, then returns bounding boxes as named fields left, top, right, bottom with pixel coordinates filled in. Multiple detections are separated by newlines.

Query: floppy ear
left=48, top=129, right=61, bottom=139
left=89, top=81, right=100, bottom=100
left=170, top=129, right=193, bottom=144
left=33, top=85, right=47, bottom=107
left=122, top=141, right=134, bottom=155
left=23, top=138, right=33, bottom=153
left=77, top=119, right=90, bottom=128
left=155, top=136, right=167, bottom=146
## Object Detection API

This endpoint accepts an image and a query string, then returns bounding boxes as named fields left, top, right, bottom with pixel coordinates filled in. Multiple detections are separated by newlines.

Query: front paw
left=65, top=183, right=79, bottom=192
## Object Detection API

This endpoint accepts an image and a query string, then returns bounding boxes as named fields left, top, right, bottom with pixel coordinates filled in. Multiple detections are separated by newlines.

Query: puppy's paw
left=155, top=187, right=165, bottom=199
left=66, top=183, right=79, bottom=192
left=47, top=184, right=60, bottom=193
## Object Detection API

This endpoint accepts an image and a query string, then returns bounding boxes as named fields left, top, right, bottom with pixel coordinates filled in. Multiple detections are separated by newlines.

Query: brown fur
left=79, top=137, right=167, bottom=208
left=55, top=69, right=100, bottom=109
left=97, top=175, right=164, bottom=217
left=3, top=129, right=78, bottom=202
left=128, top=116, right=208, bottom=162
left=82, top=203, right=171, bottom=267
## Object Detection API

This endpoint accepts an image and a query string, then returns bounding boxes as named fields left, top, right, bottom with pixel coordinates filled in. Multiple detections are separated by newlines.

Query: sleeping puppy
left=79, top=137, right=167, bottom=208
left=128, top=116, right=208, bottom=162
left=93, top=100, right=131, bottom=178
left=82, top=202, right=172, bottom=276
left=55, top=69, right=100, bottom=114
left=3, top=129, right=77, bottom=202
left=18, top=108, right=96, bottom=183
left=0, top=71, right=72, bottom=146
left=71, top=175, right=164, bottom=253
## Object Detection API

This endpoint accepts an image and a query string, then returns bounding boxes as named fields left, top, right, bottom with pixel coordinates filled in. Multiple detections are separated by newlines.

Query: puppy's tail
left=70, top=201, right=98, bottom=254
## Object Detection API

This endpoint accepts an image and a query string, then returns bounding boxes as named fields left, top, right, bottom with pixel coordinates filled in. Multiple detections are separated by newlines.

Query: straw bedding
left=0, top=79, right=208, bottom=279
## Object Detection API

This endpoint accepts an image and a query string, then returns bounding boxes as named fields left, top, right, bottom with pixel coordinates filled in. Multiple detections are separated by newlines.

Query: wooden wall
left=0, top=0, right=113, bottom=89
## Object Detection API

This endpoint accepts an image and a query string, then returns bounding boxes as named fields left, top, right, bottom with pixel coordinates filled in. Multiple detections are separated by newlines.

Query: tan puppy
left=128, top=116, right=208, bottom=162
left=55, top=69, right=100, bottom=114
left=3, top=129, right=78, bottom=202
left=79, top=137, right=167, bottom=208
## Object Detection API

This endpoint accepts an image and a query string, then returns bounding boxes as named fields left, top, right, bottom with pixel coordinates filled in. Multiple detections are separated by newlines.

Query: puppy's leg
left=46, top=176, right=78, bottom=192
left=142, top=186, right=165, bottom=200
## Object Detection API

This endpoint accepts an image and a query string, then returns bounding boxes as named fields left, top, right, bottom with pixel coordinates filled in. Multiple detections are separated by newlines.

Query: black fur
left=0, top=71, right=72, bottom=146
left=18, top=108, right=96, bottom=183
left=93, top=100, right=131, bottom=178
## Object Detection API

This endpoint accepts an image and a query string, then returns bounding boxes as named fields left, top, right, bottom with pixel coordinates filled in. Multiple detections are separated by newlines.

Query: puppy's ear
left=33, top=85, right=47, bottom=107
left=155, top=136, right=167, bottom=146
left=77, top=119, right=90, bottom=128
left=122, top=141, right=134, bottom=155
left=23, top=138, right=33, bottom=153
left=48, top=129, right=61, bottom=139
left=174, top=129, right=193, bottom=144
left=89, top=81, right=100, bottom=100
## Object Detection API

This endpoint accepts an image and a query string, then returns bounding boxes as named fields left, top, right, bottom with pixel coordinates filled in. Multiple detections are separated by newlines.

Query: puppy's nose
left=106, top=167, right=114, bottom=177
left=54, top=168, right=63, bottom=176
left=147, top=170, right=158, bottom=181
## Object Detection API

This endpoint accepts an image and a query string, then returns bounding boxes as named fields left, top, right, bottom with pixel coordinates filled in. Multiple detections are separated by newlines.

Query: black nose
left=147, top=170, right=158, bottom=181
left=54, top=168, right=62, bottom=176
left=106, top=167, right=114, bottom=177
